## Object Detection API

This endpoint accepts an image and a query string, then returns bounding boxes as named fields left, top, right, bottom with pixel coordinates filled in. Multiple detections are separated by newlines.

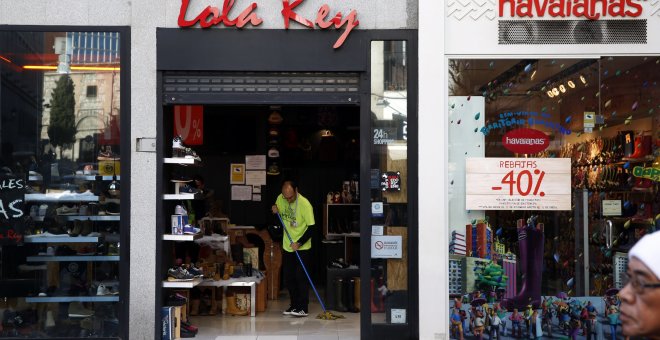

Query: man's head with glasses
left=620, top=231, right=660, bottom=339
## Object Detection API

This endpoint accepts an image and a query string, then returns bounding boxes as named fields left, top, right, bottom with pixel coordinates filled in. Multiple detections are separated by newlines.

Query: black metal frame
left=0, top=25, right=131, bottom=340
left=156, top=28, right=417, bottom=340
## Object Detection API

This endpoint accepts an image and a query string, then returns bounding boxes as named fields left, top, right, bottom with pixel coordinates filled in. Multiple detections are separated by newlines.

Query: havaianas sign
left=498, top=0, right=643, bottom=19
left=177, top=0, right=360, bottom=49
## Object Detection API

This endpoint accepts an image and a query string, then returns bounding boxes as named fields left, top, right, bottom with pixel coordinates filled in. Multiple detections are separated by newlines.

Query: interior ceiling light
left=568, top=80, right=576, bottom=88
left=547, top=90, right=555, bottom=98
left=0, top=55, right=12, bottom=64
left=552, top=88, right=560, bottom=96
left=23, top=65, right=120, bottom=71
left=530, top=70, right=537, bottom=80
left=580, top=75, right=587, bottom=84
left=559, top=84, right=566, bottom=93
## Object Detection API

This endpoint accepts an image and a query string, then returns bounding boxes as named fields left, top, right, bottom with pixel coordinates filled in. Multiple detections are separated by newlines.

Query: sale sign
left=173, top=105, right=204, bottom=145
left=465, top=158, right=571, bottom=211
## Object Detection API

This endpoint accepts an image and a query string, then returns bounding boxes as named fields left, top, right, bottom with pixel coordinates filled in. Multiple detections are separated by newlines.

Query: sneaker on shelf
left=77, top=246, right=96, bottom=256
left=96, top=284, right=118, bottom=296
left=83, top=164, right=95, bottom=175
left=185, top=264, right=204, bottom=278
left=29, top=205, right=39, bottom=218
left=180, top=327, right=196, bottom=338
left=174, top=205, right=188, bottom=215
left=172, top=135, right=186, bottom=150
left=108, top=243, right=119, bottom=256
left=68, top=302, right=94, bottom=318
left=97, top=146, right=119, bottom=161
left=167, top=267, right=194, bottom=281
left=56, top=205, right=79, bottom=215
left=282, top=306, right=295, bottom=315
left=290, top=309, right=308, bottom=317
left=182, top=148, right=201, bottom=162
left=182, top=224, right=200, bottom=235
left=179, top=185, right=199, bottom=194
left=79, top=205, right=89, bottom=215
left=38, top=204, right=48, bottom=217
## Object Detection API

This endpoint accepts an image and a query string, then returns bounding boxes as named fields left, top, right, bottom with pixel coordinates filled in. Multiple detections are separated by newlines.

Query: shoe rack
left=323, top=203, right=360, bottom=265
left=162, top=155, right=204, bottom=289
left=18, top=170, right=122, bottom=337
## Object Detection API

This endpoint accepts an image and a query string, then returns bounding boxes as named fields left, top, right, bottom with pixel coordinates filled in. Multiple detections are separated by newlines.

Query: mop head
left=316, top=311, right=345, bottom=320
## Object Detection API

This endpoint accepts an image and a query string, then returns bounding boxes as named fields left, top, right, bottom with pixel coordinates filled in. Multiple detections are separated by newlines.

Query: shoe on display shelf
left=108, top=243, right=119, bottom=256
left=183, top=148, right=201, bottom=162
left=182, top=224, right=200, bottom=235
left=167, top=267, right=194, bottom=281
left=267, top=163, right=280, bottom=176
left=185, top=264, right=204, bottom=277
left=68, top=302, right=94, bottom=318
left=172, top=135, right=186, bottom=150
left=171, top=174, right=193, bottom=183
left=56, top=205, right=79, bottom=215
left=174, top=205, right=188, bottom=215
left=179, top=185, right=199, bottom=194
left=103, top=202, right=120, bottom=215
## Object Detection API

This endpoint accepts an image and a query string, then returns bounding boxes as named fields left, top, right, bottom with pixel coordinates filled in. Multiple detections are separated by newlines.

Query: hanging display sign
left=371, top=235, right=402, bottom=258
left=174, top=105, right=204, bottom=146
left=380, top=171, right=401, bottom=191
left=465, top=158, right=571, bottom=211
left=498, top=0, right=643, bottom=19
left=0, top=174, right=26, bottom=244
left=502, top=128, right=550, bottom=154
left=178, top=0, right=359, bottom=49
left=633, top=166, right=660, bottom=181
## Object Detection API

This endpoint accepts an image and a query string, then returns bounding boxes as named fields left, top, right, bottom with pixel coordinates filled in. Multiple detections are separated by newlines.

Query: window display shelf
left=164, top=157, right=201, bottom=166
left=32, top=215, right=121, bottom=222
left=327, top=232, right=360, bottom=238
left=26, top=296, right=119, bottom=303
left=63, top=175, right=121, bottom=181
left=162, top=277, right=203, bottom=288
left=27, top=255, right=119, bottom=262
left=163, top=233, right=203, bottom=241
left=23, top=236, right=101, bottom=243
left=25, top=193, right=99, bottom=202
left=163, top=193, right=201, bottom=200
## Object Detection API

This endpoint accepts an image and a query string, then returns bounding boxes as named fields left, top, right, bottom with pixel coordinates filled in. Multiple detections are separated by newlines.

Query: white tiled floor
left=188, top=293, right=361, bottom=340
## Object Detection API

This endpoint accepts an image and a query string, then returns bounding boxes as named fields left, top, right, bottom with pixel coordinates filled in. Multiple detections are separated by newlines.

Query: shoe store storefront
left=154, top=21, right=418, bottom=339
left=0, top=27, right=131, bottom=338
left=421, top=1, right=660, bottom=339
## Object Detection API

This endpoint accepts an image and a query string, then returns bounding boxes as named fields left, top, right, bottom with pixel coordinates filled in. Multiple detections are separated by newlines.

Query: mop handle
left=276, top=212, right=327, bottom=312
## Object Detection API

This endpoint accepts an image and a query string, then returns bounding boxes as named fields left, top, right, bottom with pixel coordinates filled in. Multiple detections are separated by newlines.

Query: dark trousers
left=283, top=249, right=311, bottom=311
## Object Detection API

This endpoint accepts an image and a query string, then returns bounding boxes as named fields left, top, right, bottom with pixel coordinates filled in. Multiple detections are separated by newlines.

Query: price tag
left=603, top=200, right=622, bottom=216
left=466, top=158, right=571, bottom=211
left=391, top=309, right=406, bottom=324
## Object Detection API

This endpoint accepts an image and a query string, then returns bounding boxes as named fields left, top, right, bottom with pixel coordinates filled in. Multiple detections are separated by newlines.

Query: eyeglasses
left=623, top=272, right=660, bottom=295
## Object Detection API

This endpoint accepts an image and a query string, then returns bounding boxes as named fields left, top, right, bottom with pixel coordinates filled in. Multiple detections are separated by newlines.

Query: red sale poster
left=173, top=105, right=203, bottom=145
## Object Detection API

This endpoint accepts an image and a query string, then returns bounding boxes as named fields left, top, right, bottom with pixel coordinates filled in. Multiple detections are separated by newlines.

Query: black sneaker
left=282, top=306, right=295, bottom=315
left=290, top=309, right=308, bottom=317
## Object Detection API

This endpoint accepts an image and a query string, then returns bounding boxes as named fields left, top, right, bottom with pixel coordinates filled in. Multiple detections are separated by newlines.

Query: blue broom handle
left=276, top=212, right=327, bottom=313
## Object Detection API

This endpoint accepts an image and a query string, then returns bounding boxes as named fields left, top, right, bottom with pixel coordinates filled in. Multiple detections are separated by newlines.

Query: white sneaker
left=290, top=309, right=308, bottom=317
left=174, top=205, right=188, bottom=215
left=173, top=136, right=185, bottom=150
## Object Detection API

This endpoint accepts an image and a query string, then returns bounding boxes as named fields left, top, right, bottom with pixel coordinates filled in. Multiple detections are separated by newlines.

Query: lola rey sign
left=465, top=158, right=571, bottom=211
left=178, top=0, right=359, bottom=49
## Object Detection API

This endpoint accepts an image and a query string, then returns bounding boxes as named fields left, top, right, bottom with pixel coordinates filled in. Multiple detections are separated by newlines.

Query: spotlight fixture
left=552, top=88, right=560, bottom=96
left=559, top=84, right=566, bottom=93
left=547, top=90, right=555, bottom=98
left=568, top=80, right=576, bottom=89
left=580, top=75, right=587, bottom=84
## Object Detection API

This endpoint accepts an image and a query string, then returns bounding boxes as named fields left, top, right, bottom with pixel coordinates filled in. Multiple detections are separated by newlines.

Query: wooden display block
left=256, top=273, right=267, bottom=312
left=172, top=305, right=181, bottom=340
left=386, top=226, right=408, bottom=290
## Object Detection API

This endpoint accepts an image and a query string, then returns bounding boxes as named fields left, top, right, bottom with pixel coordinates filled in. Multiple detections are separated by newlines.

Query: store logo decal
left=502, top=128, right=550, bottom=154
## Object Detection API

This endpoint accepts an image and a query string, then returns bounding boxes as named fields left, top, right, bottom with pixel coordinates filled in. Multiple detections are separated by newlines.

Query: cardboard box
left=98, top=160, right=120, bottom=176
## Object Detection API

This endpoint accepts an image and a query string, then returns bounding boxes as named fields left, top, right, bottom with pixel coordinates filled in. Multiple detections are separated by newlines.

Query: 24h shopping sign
left=465, top=158, right=571, bottom=211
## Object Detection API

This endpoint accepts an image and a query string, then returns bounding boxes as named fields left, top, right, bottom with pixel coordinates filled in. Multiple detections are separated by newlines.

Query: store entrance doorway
left=161, top=104, right=362, bottom=339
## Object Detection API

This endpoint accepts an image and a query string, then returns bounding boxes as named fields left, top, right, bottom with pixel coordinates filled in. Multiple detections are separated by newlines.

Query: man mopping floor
left=272, top=180, right=344, bottom=320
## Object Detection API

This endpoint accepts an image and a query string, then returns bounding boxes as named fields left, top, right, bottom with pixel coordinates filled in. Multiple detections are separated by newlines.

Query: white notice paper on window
left=231, top=185, right=252, bottom=201
left=245, top=155, right=266, bottom=170
left=245, top=170, right=267, bottom=186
